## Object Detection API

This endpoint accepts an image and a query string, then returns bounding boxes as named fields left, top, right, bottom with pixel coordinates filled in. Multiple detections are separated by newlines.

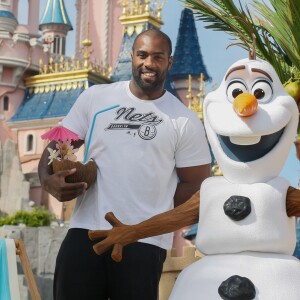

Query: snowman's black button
left=218, top=275, right=256, bottom=300
left=223, top=195, right=251, bottom=221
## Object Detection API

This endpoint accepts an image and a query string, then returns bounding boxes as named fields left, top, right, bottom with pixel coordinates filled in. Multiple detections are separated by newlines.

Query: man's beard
left=132, top=68, right=164, bottom=92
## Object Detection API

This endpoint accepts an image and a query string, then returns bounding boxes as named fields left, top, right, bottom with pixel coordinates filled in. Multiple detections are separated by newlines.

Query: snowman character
left=89, top=57, right=300, bottom=300
left=169, top=58, right=300, bottom=300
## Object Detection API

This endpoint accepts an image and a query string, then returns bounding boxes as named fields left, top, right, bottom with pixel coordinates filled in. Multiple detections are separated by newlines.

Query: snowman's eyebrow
left=225, top=65, right=246, bottom=80
left=251, top=68, right=273, bottom=82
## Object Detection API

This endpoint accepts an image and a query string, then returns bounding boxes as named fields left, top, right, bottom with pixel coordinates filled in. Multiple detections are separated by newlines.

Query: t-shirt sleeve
left=61, top=87, right=94, bottom=140
left=175, top=112, right=211, bottom=168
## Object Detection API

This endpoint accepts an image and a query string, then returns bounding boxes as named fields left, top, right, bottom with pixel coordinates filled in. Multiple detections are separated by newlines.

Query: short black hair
left=132, top=28, right=172, bottom=56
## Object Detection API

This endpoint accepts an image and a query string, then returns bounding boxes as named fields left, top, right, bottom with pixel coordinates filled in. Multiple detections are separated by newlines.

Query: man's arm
left=89, top=163, right=211, bottom=261
left=174, top=164, right=211, bottom=207
left=38, top=139, right=87, bottom=202
left=286, top=186, right=300, bottom=216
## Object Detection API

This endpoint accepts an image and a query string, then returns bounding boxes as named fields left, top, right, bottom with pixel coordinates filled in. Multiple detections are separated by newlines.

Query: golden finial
left=145, top=0, right=150, bottom=13
left=59, top=56, right=65, bottom=71
left=186, top=74, right=193, bottom=107
left=134, top=0, right=139, bottom=14
left=39, top=59, right=43, bottom=74
left=156, top=0, right=164, bottom=20
left=82, top=22, right=93, bottom=69
left=212, top=160, right=222, bottom=176
left=82, top=21, right=92, bottom=47
left=121, top=0, right=127, bottom=16
left=197, top=73, right=204, bottom=98
left=187, top=73, right=205, bottom=120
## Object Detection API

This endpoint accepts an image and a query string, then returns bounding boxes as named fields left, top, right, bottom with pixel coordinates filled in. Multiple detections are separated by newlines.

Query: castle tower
left=0, top=1, right=18, bottom=35
left=39, top=0, right=73, bottom=55
left=0, top=0, right=47, bottom=143
left=75, top=0, right=123, bottom=69
left=170, top=8, right=210, bottom=106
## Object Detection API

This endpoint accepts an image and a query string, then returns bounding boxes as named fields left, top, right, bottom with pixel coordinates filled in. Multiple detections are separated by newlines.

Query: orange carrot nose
left=233, top=93, right=258, bottom=117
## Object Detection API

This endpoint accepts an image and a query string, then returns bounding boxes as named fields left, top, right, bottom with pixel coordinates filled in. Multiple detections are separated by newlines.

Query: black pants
left=53, top=228, right=167, bottom=300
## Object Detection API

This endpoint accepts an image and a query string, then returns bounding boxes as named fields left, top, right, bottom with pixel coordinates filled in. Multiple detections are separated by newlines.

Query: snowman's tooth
left=229, top=136, right=261, bottom=145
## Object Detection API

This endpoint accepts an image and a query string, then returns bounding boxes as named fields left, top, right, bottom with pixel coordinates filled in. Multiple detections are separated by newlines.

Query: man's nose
left=144, top=56, right=154, bottom=67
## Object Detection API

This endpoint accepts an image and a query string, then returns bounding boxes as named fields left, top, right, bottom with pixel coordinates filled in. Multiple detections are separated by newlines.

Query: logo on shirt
left=105, top=107, right=163, bottom=140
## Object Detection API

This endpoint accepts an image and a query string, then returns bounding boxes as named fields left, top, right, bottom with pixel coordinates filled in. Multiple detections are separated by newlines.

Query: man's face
left=131, top=33, right=173, bottom=93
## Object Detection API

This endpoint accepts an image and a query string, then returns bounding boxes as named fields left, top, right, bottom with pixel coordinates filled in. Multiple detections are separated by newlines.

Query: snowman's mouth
left=217, top=128, right=285, bottom=162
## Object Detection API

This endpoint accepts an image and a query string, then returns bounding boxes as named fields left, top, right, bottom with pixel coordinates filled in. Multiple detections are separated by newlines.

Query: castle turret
left=0, top=1, right=18, bottom=35
left=0, top=0, right=47, bottom=143
left=39, top=0, right=73, bottom=55
left=170, top=8, right=210, bottom=105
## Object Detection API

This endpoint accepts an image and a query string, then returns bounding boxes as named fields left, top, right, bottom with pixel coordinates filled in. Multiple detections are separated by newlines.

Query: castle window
left=61, top=37, right=66, bottom=55
left=24, top=133, right=36, bottom=155
left=3, top=96, right=9, bottom=111
left=54, top=36, right=60, bottom=54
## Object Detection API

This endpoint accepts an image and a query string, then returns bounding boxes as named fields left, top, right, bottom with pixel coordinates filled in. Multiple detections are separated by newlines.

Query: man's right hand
left=42, top=168, right=87, bottom=202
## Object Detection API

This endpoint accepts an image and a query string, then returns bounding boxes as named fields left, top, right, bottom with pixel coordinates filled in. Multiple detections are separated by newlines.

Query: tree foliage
left=183, top=0, right=299, bottom=83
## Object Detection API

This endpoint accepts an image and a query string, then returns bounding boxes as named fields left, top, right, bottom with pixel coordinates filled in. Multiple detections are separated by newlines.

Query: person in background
left=38, top=28, right=211, bottom=300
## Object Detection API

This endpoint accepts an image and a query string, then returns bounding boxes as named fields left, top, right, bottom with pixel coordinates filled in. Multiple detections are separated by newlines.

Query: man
left=38, top=29, right=211, bottom=300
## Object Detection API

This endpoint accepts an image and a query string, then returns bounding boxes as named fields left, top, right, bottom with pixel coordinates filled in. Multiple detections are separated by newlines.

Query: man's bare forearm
left=287, top=186, right=300, bottom=217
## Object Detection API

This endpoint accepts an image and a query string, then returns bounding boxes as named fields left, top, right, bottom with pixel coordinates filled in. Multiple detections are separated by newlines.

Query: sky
left=36, top=0, right=299, bottom=187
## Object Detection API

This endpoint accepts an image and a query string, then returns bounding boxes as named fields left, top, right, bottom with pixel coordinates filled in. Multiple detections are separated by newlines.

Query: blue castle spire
left=39, top=0, right=73, bottom=30
left=170, top=8, right=210, bottom=81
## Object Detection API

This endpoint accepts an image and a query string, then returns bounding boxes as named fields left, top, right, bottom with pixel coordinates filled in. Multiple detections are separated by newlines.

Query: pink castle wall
left=76, top=0, right=123, bottom=69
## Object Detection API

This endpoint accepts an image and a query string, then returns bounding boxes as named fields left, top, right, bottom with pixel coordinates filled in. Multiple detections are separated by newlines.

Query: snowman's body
left=170, top=177, right=300, bottom=299
left=170, top=252, right=300, bottom=299
left=169, top=58, right=300, bottom=300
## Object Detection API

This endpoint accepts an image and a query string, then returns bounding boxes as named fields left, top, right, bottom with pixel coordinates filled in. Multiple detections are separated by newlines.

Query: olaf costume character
left=169, top=58, right=300, bottom=300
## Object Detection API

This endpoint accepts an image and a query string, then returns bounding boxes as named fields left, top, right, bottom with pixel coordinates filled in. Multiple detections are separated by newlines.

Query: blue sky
left=37, top=0, right=299, bottom=187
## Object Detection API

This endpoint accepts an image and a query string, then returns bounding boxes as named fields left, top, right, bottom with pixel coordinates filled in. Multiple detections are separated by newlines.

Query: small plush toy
left=89, top=57, right=300, bottom=299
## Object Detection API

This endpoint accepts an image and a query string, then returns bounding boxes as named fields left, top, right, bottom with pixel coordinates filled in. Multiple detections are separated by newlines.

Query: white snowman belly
left=169, top=252, right=300, bottom=300
left=196, top=176, right=296, bottom=255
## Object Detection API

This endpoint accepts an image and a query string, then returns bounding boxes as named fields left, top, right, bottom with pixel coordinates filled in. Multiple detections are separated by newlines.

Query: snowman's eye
left=226, top=80, right=247, bottom=103
left=251, top=79, right=273, bottom=103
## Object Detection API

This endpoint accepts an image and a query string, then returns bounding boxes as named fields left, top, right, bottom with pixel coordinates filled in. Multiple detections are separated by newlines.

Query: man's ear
left=168, top=56, right=173, bottom=70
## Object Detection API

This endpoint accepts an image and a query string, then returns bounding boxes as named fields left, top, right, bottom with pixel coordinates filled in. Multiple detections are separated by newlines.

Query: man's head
left=130, top=29, right=173, bottom=99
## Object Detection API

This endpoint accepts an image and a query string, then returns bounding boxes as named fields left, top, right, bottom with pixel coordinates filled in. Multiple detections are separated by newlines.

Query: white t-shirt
left=62, top=81, right=211, bottom=249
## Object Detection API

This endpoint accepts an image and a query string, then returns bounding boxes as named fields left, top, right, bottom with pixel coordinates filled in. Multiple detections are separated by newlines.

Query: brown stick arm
left=89, top=191, right=200, bottom=262
left=286, top=186, right=300, bottom=217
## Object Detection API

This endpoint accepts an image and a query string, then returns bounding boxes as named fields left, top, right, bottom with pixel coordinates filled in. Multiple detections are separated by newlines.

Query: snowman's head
left=204, top=58, right=298, bottom=183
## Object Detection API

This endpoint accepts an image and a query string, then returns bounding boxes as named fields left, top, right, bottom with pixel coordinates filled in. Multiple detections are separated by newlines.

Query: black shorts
left=53, top=228, right=167, bottom=300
